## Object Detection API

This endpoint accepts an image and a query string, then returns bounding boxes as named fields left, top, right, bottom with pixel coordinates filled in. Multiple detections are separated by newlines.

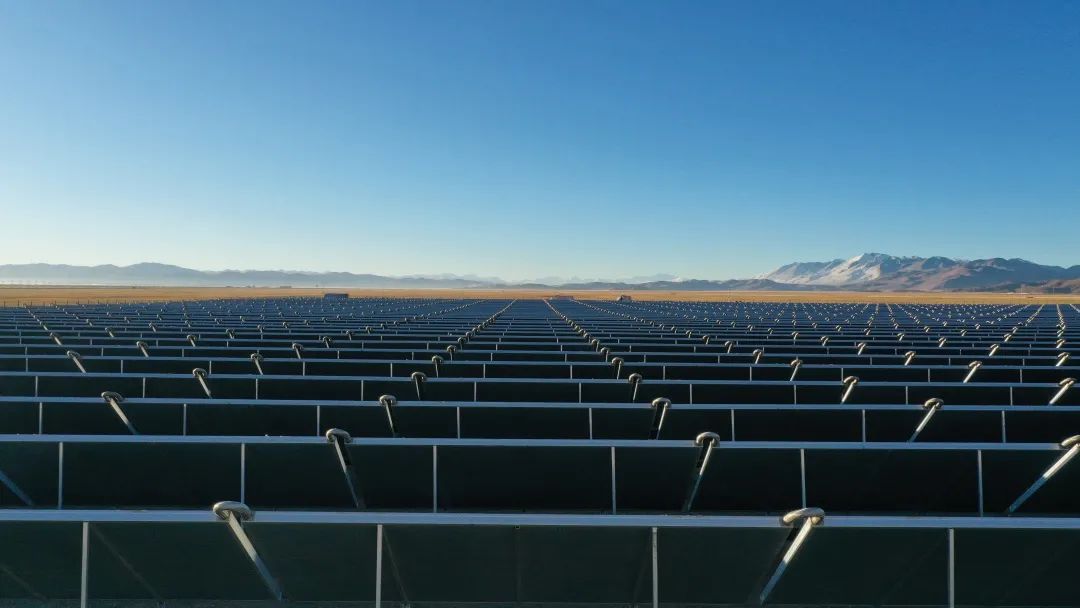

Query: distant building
left=616, top=294, right=633, bottom=302
left=550, top=294, right=575, bottom=300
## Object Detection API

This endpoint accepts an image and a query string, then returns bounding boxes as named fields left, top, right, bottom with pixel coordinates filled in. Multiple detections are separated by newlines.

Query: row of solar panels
left=4, top=303, right=1075, bottom=334
left=16, top=339, right=1065, bottom=353
left=2, top=347, right=1076, bottom=369
left=2, top=317, right=1073, bottom=337
left=560, top=302, right=1072, bottom=339
left=587, top=298, right=1074, bottom=318
left=7, top=296, right=1064, bottom=316
left=2, top=318, right=1074, bottom=334
left=3, top=324, right=1068, bottom=334
left=3, top=372, right=1078, bottom=405
left=3, top=398, right=1080, bottom=442
left=1, top=511, right=1077, bottom=605
left=3, top=332, right=1072, bottom=350
left=3, top=355, right=1077, bottom=380
left=0, top=436, right=1077, bottom=514
left=5, top=319, right=1068, bottom=332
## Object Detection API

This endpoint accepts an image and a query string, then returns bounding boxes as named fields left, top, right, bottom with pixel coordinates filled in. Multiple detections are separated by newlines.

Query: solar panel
left=954, top=528, right=1080, bottom=606
left=245, top=523, right=379, bottom=601
left=89, top=522, right=270, bottom=599
left=0, top=522, right=82, bottom=598
left=805, top=447, right=980, bottom=513
left=436, top=445, right=611, bottom=512
left=62, top=441, right=240, bottom=508
left=766, top=527, right=949, bottom=605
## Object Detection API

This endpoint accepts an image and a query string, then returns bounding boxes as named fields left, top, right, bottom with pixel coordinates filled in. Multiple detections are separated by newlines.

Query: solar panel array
left=1, top=296, right=1079, bottom=606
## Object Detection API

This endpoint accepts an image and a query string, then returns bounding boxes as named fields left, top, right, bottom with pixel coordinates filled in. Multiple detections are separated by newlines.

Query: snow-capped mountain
left=758, top=253, right=1080, bottom=290
left=757, top=254, right=945, bottom=285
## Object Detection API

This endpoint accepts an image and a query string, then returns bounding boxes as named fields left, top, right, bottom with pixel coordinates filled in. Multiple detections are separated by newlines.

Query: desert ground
left=1, top=285, right=1079, bottom=306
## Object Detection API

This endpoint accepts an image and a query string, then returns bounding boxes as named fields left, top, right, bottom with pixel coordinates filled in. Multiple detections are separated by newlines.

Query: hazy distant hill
left=0, top=263, right=492, bottom=288
left=3, top=256, right=1079, bottom=292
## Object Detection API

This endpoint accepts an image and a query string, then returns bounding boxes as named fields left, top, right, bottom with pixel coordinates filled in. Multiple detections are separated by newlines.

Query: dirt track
left=1, top=285, right=1078, bottom=306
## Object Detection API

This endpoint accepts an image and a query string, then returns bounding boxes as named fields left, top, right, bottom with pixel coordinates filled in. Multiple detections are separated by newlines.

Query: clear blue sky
left=1, top=1, right=1077, bottom=280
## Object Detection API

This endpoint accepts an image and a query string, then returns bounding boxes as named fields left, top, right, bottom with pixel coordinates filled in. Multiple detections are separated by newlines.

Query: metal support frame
left=432, top=445, right=438, bottom=512
left=628, top=373, right=643, bottom=403
left=375, top=523, right=384, bottom=608
left=800, top=449, right=807, bottom=507
left=909, top=398, right=944, bottom=442
left=67, top=350, right=87, bottom=373
left=840, top=376, right=859, bottom=404
left=57, top=442, right=64, bottom=508
left=101, top=391, right=139, bottom=435
left=651, top=526, right=659, bottom=608
left=947, top=528, right=955, bottom=608
left=648, top=397, right=670, bottom=440
left=411, top=372, right=426, bottom=400
left=611, top=356, right=624, bottom=379
left=977, top=450, right=985, bottom=515
left=789, top=359, right=802, bottom=381
left=1049, top=378, right=1076, bottom=405
left=326, top=428, right=366, bottom=509
left=963, top=361, right=982, bottom=383
left=213, top=501, right=284, bottom=601
left=1006, top=435, right=1080, bottom=514
left=80, top=521, right=88, bottom=608
left=192, top=368, right=212, bottom=398
left=250, top=353, right=265, bottom=375
left=682, top=432, right=719, bottom=512
left=610, top=446, right=617, bottom=514
left=758, top=507, right=825, bottom=605
left=240, top=444, right=246, bottom=503
left=379, top=394, right=400, bottom=437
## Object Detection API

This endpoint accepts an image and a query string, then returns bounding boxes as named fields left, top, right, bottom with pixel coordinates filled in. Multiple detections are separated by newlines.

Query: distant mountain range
left=756, top=253, right=1080, bottom=292
left=0, top=263, right=492, bottom=288
left=1, top=254, right=1078, bottom=292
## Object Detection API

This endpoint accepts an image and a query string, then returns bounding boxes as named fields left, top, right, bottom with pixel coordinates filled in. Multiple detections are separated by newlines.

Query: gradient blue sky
left=1, top=1, right=1078, bottom=280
